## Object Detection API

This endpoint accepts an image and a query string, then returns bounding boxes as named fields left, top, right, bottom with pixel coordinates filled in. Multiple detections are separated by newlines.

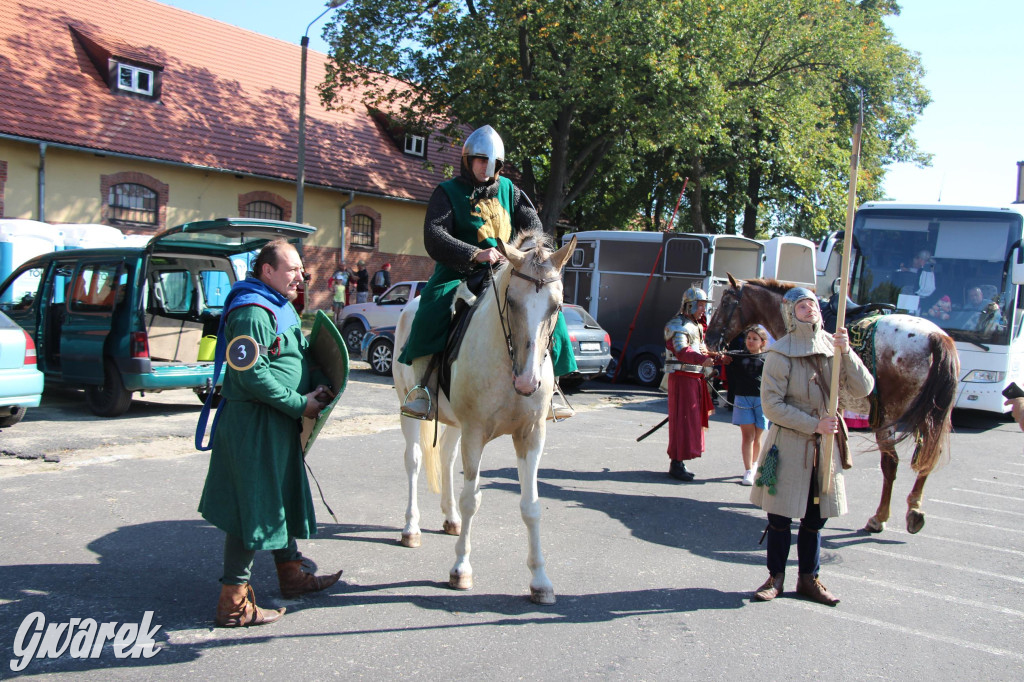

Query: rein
left=488, top=254, right=562, bottom=371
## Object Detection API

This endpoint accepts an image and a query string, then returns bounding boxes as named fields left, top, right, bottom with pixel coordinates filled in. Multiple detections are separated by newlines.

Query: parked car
left=559, top=303, right=612, bottom=389
left=0, top=309, right=44, bottom=427
left=339, top=280, right=426, bottom=352
left=360, top=326, right=396, bottom=376
left=0, top=217, right=314, bottom=417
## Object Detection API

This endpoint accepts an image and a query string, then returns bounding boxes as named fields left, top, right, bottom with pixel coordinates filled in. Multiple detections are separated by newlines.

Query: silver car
left=0, top=309, right=44, bottom=427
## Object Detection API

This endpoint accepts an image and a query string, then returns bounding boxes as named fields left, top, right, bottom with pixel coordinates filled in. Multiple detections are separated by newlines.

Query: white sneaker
left=741, top=469, right=754, bottom=486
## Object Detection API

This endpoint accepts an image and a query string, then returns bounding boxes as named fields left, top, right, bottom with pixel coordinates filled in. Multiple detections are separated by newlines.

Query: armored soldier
left=663, top=286, right=727, bottom=481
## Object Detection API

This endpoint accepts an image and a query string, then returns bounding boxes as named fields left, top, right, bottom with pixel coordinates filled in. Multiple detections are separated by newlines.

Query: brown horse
left=706, top=275, right=960, bottom=535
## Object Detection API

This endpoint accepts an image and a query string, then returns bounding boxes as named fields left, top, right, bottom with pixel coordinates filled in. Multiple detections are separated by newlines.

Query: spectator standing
left=329, top=264, right=350, bottom=324
left=726, top=325, right=770, bottom=486
left=371, top=262, right=392, bottom=296
left=353, top=261, right=370, bottom=303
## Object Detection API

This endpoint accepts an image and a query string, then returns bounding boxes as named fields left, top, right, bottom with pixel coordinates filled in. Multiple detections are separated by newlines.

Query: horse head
left=496, top=231, right=577, bottom=396
left=705, top=274, right=746, bottom=351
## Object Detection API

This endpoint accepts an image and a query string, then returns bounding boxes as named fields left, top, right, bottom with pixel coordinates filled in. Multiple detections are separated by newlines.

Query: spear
left=820, top=94, right=864, bottom=499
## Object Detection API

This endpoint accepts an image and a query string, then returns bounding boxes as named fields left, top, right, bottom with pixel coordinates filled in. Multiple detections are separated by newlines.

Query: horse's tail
left=892, top=332, right=959, bottom=475
left=419, top=420, right=442, bottom=494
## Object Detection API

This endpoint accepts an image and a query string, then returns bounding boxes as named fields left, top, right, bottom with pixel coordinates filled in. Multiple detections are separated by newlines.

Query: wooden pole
left=820, top=99, right=863, bottom=496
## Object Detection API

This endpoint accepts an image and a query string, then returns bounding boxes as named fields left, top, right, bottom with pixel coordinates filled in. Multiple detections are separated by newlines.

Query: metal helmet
left=681, top=286, right=709, bottom=315
left=781, top=287, right=818, bottom=331
left=462, top=125, right=504, bottom=181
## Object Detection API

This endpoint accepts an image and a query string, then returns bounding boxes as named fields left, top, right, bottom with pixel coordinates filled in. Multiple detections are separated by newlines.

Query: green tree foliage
left=319, top=0, right=928, bottom=240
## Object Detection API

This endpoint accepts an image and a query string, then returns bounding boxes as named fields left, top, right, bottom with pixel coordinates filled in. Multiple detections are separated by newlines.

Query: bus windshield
left=850, top=208, right=1021, bottom=346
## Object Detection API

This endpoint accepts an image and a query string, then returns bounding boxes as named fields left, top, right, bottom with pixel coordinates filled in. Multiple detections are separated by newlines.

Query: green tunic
left=198, top=304, right=317, bottom=551
left=398, top=176, right=577, bottom=375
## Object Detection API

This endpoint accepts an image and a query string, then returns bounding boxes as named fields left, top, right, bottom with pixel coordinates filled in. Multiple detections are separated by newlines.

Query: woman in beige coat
left=750, top=288, right=874, bottom=606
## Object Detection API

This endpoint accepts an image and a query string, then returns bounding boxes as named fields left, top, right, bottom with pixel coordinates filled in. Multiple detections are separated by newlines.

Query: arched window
left=108, top=183, right=157, bottom=225
left=351, top=214, right=374, bottom=247
left=243, top=200, right=283, bottom=221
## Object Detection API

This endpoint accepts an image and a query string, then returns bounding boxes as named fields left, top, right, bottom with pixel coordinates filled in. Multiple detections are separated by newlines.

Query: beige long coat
left=750, top=322, right=874, bottom=519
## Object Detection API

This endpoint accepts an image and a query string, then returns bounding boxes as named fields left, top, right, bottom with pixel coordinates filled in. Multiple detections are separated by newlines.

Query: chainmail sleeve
left=423, top=185, right=478, bottom=275
left=512, top=185, right=546, bottom=237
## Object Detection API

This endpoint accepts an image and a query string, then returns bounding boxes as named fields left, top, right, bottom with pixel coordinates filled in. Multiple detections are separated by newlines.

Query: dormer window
left=404, top=134, right=425, bottom=157
left=117, top=63, right=154, bottom=96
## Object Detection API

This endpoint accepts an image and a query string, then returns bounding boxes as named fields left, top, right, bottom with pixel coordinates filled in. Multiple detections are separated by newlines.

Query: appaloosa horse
left=392, top=229, right=576, bottom=604
left=706, top=275, right=960, bottom=535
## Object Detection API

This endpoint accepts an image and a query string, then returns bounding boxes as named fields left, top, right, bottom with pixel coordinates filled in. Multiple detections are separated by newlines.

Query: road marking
left=849, top=546, right=1024, bottom=584
left=951, top=487, right=1024, bottom=502
left=925, top=514, right=1024, bottom=536
left=930, top=499, right=1024, bottom=517
left=881, top=527, right=1024, bottom=557
left=989, top=469, right=1024, bottom=477
left=828, top=569, right=1024, bottom=618
left=970, top=478, right=1023, bottom=490
left=779, top=601, right=1024, bottom=661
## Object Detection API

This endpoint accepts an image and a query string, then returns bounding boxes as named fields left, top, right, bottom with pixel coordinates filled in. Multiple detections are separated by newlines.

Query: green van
left=0, top=218, right=313, bottom=416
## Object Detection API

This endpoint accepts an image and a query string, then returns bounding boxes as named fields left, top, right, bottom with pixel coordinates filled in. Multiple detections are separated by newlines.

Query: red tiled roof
left=0, top=0, right=460, bottom=202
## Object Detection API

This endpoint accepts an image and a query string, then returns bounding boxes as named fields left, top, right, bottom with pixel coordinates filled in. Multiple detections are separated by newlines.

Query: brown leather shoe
left=276, top=559, right=343, bottom=599
left=215, top=583, right=285, bottom=628
left=796, top=573, right=840, bottom=606
left=753, top=572, right=785, bottom=601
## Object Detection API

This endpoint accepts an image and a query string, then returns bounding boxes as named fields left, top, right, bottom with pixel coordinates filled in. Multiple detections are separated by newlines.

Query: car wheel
left=0, top=407, right=26, bottom=428
left=605, top=350, right=621, bottom=382
left=633, top=353, right=662, bottom=387
left=368, top=338, right=394, bottom=376
left=84, top=362, right=133, bottom=417
left=342, top=321, right=365, bottom=352
left=196, top=386, right=223, bottom=407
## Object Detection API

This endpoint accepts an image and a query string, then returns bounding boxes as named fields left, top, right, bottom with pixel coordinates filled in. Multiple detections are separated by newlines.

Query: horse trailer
left=560, top=230, right=764, bottom=385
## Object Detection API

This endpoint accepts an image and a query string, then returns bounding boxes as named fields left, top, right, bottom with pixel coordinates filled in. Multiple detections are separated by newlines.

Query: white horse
left=393, top=229, right=576, bottom=604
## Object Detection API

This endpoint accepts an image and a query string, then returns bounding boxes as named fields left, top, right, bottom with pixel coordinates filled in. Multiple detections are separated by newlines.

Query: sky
left=158, top=0, right=1023, bottom=207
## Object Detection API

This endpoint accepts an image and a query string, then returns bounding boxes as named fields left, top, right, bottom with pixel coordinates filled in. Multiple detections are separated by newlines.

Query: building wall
left=0, top=138, right=436, bottom=311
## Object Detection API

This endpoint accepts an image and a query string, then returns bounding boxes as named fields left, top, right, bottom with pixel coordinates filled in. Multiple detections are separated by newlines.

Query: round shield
left=226, top=335, right=260, bottom=371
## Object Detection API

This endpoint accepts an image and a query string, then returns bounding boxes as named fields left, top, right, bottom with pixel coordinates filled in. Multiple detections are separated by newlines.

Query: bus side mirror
left=1012, top=247, right=1024, bottom=286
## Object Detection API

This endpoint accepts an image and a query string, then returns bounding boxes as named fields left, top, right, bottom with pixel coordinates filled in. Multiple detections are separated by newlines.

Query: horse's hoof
left=863, top=517, right=885, bottom=533
left=442, top=520, right=461, bottom=536
left=400, top=533, right=421, bottom=548
left=530, top=587, right=556, bottom=605
left=906, top=510, right=925, bottom=534
left=449, top=573, right=473, bottom=590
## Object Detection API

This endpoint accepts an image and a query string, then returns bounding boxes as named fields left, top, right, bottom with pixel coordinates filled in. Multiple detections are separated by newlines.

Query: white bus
left=820, top=201, right=1024, bottom=413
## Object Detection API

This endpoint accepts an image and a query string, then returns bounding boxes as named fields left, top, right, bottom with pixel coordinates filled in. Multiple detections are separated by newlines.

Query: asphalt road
left=1, top=364, right=1022, bottom=680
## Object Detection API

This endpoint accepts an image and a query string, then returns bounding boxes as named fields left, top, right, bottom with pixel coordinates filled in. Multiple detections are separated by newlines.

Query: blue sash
left=194, top=277, right=299, bottom=451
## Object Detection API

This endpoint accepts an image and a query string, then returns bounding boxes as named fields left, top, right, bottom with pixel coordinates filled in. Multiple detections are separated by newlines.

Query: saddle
left=820, top=293, right=894, bottom=334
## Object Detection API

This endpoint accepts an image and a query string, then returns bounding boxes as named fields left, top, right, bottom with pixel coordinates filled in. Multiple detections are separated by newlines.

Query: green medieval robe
left=198, top=304, right=320, bottom=551
left=398, top=175, right=576, bottom=376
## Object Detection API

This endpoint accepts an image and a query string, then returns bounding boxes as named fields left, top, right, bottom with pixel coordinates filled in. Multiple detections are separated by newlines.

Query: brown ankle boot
left=753, top=572, right=785, bottom=601
left=796, top=573, right=840, bottom=606
left=215, top=583, right=285, bottom=627
left=276, top=560, right=342, bottom=599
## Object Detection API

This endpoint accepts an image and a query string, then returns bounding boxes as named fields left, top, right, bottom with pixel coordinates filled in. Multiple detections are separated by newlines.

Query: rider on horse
left=397, top=125, right=577, bottom=420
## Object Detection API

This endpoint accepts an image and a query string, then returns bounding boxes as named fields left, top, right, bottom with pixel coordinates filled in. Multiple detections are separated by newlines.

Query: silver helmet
left=681, top=286, right=709, bottom=315
left=462, top=125, right=504, bottom=181
left=781, top=287, right=818, bottom=331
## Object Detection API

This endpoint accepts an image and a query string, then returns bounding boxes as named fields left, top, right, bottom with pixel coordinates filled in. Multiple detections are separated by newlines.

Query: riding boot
left=668, top=459, right=695, bottom=482
left=276, top=560, right=343, bottom=599
left=753, top=572, right=785, bottom=601
left=215, top=583, right=285, bottom=628
left=796, top=573, right=840, bottom=606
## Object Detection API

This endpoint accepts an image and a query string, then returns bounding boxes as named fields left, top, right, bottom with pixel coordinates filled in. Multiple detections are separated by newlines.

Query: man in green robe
left=397, top=124, right=577, bottom=419
left=198, top=240, right=341, bottom=628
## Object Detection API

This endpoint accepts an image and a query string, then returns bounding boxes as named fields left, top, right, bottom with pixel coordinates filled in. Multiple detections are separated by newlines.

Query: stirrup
left=401, top=385, right=434, bottom=420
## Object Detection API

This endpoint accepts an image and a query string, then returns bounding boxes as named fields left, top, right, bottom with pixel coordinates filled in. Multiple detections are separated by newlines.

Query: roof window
left=404, top=134, right=425, bottom=157
left=116, top=63, right=154, bottom=96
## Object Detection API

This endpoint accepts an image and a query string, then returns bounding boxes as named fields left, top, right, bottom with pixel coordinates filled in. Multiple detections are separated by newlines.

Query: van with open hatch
left=0, top=218, right=314, bottom=417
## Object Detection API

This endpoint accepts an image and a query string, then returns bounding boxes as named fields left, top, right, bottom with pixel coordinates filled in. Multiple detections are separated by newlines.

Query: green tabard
left=198, top=304, right=319, bottom=551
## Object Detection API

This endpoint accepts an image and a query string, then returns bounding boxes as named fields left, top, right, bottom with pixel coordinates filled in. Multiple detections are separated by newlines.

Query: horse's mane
left=511, top=228, right=555, bottom=254
left=742, top=277, right=795, bottom=296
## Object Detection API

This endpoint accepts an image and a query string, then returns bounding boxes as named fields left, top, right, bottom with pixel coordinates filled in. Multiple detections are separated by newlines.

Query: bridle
left=713, top=285, right=746, bottom=346
left=488, top=252, right=562, bottom=370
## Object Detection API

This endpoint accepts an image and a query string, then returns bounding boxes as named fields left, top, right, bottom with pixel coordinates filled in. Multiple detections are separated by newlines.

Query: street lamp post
left=296, top=0, right=344, bottom=224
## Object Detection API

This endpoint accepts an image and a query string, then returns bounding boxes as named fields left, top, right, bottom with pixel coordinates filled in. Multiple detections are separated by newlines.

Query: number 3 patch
left=226, top=335, right=260, bottom=371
